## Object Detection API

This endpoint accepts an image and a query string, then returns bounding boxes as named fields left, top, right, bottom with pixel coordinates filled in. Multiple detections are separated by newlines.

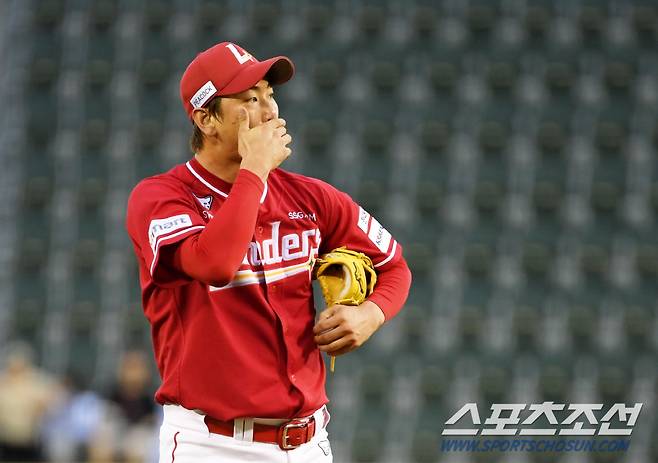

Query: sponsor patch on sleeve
left=357, top=206, right=370, bottom=233
left=367, top=217, right=392, bottom=253
left=148, top=214, right=193, bottom=251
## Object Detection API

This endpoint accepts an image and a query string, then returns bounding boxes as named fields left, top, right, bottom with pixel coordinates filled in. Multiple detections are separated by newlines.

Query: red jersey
left=125, top=157, right=408, bottom=420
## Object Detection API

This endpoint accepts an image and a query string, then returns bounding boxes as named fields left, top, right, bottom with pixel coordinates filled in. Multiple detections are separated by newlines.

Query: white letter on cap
left=226, top=43, right=255, bottom=65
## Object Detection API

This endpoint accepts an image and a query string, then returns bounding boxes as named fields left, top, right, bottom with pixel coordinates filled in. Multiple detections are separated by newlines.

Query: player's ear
left=192, top=108, right=217, bottom=136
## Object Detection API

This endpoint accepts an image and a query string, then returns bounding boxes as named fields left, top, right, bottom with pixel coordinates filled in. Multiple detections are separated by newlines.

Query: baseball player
left=125, top=42, right=411, bottom=462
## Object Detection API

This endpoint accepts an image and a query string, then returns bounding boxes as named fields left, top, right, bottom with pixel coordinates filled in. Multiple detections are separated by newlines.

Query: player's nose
left=261, top=98, right=277, bottom=123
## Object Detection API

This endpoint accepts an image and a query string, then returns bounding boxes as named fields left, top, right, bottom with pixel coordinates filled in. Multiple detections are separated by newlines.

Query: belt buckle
left=279, top=418, right=310, bottom=450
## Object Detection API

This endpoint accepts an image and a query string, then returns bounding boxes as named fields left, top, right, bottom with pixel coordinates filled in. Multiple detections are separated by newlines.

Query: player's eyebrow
left=224, top=84, right=272, bottom=100
left=252, top=80, right=272, bottom=90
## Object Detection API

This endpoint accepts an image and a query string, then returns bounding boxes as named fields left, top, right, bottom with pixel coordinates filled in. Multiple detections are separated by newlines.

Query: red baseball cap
left=180, top=42, right=295, bottom=119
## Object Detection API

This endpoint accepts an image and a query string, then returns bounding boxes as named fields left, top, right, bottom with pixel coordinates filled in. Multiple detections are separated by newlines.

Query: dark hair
left=189, top=97, right=223, bottom=153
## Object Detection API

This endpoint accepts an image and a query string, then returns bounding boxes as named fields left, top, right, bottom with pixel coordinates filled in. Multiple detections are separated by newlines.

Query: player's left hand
left=313, top=301, right=385, bottom=356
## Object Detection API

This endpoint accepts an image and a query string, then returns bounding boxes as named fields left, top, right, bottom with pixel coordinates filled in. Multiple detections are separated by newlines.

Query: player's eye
left=246, top=96, right=258, bottom=103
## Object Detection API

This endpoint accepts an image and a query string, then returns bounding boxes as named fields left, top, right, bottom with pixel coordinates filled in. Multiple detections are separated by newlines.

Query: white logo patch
left=357, top=206, right=370, bottom=233
left=148, top=214, right=193, bottom=250
left=367, top=217, right=392, bottom=253
left=194, top=194, right=213, bottom=211
left=190, top=81, right=217, bottom=109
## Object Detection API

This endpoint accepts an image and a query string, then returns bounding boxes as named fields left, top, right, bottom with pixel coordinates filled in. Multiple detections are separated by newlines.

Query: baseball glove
left=313, top=247, right=377, bottom=307
left=313, top=247, right=377, bottom=371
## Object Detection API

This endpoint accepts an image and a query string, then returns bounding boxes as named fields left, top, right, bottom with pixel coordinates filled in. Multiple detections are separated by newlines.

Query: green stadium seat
left=251, top=2, right=282, bottom=37
left=478, top=121, right=509, bottom=154
left=357, top=5, right=386, bottom=39
left=544, top=60, right=577, bottom=96
left=419, top=119, right=452, bottom=155
left=459, top=305, right=484, bottom=353
left=419, top=364, right=449, bottom=406
left=524, top=5, right=553, bottom=44
left=11, top=298, right=46, bottom=347
left=16, top=237, right=48, bottom=274
left=429, top=61, right=459, bottom=96
left=598, top=364, right=630, bottom=404
left=624, top=304, right=653, bottom=353
left=139, top=58, right=169, bottom=88
left=89, top=0, right=117, bottom=32
left=485, top=60, right=518, bottom=95
left=590, top=181, right=622, bottom=216
left=370, top=60, right=401, bottom=96
left=474, top=180, right=505, bottom=221
left=28, top=57, right=59, bottom=89
left=68, top=301, right=100, bottom=380
left=411, top=6, right=438, bottom=42
left=522, top=242, right=553, bottom=280
left=86, top=59, right=113, bottom=90
left=479, top=362, right=510, bottom=404
left=73, top=239, right=101, bottom=276
left=536, top=120, right=569, bottom=154
left=22, top=175, right=52, bottom=211
left=632, top=4, right=658, bottom=46
left=579, top=5, right=608, bottom=49
left=514, top=305, right=541, bottom=353
left=304, top=4, right=334, bottom=37
left=410, top=430, right=439, bottom=463
left=532, top=180, right=563, bottom=216
left=311, top=60, right=342, bottom=93
left=569, top=304, right=597, bottom=353
left=415, top=180, right=443, bottom=221
left=143, top=0, right=172, bottom=33
left=465, top=3, right=497, bottom=46
left=538, top=363, right=571, bottom=403
left=399, top=305, right=427, bottom=354
left=350, top=428, right=382, bottom=463
left=32, top=0, right=64, bottom=31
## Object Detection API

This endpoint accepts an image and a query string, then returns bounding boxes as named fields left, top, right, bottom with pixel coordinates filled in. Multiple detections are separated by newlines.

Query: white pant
left=159, top=405, right=333, bottom=463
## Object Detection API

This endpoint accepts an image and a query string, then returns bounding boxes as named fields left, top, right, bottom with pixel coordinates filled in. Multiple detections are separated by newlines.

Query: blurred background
left=1, top=0, right=657, bottom=462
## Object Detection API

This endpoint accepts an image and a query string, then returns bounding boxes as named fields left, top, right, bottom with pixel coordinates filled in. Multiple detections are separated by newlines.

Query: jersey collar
left=186, top=157, right=268, bottom=204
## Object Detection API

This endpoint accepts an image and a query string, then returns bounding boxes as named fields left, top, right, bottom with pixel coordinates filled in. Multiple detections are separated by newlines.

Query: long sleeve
left=367, top=254, right=412, bottom=320
left=163, top=169, right=264, bottom=286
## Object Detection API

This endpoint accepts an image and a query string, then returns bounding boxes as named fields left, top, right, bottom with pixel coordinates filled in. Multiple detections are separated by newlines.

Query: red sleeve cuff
left=366, top=257, right=412, bottom=320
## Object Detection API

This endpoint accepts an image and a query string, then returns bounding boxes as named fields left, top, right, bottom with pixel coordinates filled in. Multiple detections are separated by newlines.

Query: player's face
left=218, top=80, right=279, bottom=153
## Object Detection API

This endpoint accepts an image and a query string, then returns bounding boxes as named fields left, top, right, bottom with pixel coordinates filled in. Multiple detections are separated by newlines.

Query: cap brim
left=219, top=56, right=295, bottom=96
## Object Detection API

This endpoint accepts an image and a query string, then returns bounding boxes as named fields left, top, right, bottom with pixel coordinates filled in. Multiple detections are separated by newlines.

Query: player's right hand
left=238, top=108, right=292, bottom=181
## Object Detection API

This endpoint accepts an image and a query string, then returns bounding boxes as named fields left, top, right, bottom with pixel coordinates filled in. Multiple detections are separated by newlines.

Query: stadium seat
left=304, top=3, right=334, bottom=37
left=632, top=4, right=658, bottom=46
left=32, top=0, right=64, bottom=31
left=479, top=362, right=510, bottom=404
left=89, top=0, right=117, bottom=32
left=538, top=363, right=571, bottom=403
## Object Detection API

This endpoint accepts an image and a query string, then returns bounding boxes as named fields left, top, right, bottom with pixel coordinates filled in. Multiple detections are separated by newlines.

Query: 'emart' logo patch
left=148, top=214, right=193, bottom=250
